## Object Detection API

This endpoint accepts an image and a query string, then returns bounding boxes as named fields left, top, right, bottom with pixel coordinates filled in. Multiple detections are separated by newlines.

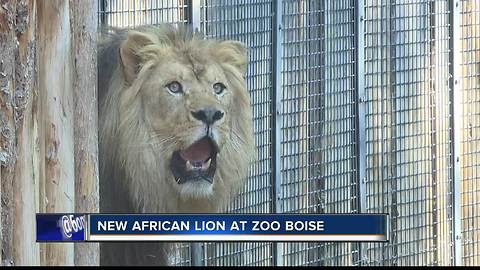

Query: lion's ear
left=213, top=40, right=249, bottom=76
left=119, top=31, right=156, bottom=84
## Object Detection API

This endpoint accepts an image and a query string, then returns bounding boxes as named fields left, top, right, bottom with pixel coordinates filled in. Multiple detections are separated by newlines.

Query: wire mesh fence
left=97, top=0, right=480, bottom=266
left=362, top=0, right=453, bottom=265
left=279, top=0, right=358, bottom=266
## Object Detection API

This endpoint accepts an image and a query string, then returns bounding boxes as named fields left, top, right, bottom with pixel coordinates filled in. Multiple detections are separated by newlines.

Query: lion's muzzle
left=191, top=107, right=224, bottom=126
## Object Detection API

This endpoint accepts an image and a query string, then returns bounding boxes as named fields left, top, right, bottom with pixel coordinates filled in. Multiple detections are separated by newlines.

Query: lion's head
left=98, top=25, right=255, bottom=213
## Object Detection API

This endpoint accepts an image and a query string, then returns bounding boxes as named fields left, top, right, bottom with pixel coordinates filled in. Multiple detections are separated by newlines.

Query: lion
left=97, top=25, right=255, bottom=265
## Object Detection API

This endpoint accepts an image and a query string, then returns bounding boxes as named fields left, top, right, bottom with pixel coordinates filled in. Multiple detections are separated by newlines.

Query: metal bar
left=189, top=0, right=200, bottom=31
left=387, top=0, right=398, bottom=265
left=449, top=0, right=463, bottom=266
left=272, top=0, right=284, bottom=266
left=99, top=0, right=107, bottom=25
left=191, top=242, right=204, bottom=266
left=354, top=0, right=367, bottom=265
left=428, top=0, right=439, bottom=265
left=354, top=0, right=366, bottom=217
left=188, top=1, right=203, bottom=265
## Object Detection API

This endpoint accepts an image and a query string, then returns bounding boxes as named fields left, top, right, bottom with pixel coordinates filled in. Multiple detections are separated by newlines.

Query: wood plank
left=0, top=0, right=17, bottom=265
left=37, top=0, right=75, bottom=265
left=12, top=0, right=40, bottom=265
left=71, top=0, right=99, bottom=266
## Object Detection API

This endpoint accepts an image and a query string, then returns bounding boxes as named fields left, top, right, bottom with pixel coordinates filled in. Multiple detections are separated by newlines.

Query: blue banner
left=36, top=213, right=388, bottom=242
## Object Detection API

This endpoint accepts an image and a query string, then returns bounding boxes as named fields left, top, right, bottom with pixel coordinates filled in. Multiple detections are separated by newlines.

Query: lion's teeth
left=186, top=159, right=211, bottom=171
left=186, top=160, right=194, bottom=171
left=202, top=158, right=212, bottom=171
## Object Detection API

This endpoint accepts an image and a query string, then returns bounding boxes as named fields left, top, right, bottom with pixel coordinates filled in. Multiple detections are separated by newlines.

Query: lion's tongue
left=180, top=138, right=212, bottom=163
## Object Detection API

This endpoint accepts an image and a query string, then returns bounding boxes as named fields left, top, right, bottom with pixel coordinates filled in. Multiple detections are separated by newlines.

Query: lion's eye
left=166, top=81, right=183, bottom=94
left=213, top=82, right=226, bottom=95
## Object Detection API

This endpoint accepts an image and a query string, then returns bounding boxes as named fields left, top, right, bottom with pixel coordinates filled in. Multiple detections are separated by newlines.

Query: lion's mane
left=97, top=25, right=255, bottom=265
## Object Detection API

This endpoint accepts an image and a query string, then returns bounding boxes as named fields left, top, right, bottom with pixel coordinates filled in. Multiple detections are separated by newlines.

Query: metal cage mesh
left=97, top=0, right=189, bottom=27
left=97, top=0, right=480, bottom=266
left=363, top=0, right=453, bottom=266
left=280, top=0, right=358, bottom=266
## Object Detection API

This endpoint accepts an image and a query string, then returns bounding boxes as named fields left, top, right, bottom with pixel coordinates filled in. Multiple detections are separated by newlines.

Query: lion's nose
left=191, top=107, right=224, bottom=125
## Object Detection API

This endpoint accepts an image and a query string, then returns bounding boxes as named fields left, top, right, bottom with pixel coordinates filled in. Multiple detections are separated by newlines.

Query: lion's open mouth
left=170, top=136, right=218, bottom=185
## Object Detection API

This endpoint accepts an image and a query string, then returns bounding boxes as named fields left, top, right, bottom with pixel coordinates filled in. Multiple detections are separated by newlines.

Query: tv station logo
left=59, top=214, right=86, bottom=239
left=36, top=214, right=87, bottom=241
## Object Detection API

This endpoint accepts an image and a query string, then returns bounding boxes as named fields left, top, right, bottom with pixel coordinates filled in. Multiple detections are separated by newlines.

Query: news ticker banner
left=36, top=214, right=388, bottom=242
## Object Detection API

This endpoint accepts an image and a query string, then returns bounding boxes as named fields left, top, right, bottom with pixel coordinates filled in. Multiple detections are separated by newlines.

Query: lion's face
left=140, top=55, right=235, bottom=194
left=102, top=26, right=255, bottom=210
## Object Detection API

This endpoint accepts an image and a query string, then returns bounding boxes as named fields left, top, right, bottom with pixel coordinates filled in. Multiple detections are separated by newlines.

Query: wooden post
left=0, top=0, right=99, bottom=266
left=37, top=0, right=75, bottom=265
left=0, top=0, right=18, bottom=265
left=0, top=162, right=1, bottom=265
left=0, top=166, right=1, bottom=265
left=12, top=0, right=40, bottom=265
left=71, top=0, right=99, bottom=266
